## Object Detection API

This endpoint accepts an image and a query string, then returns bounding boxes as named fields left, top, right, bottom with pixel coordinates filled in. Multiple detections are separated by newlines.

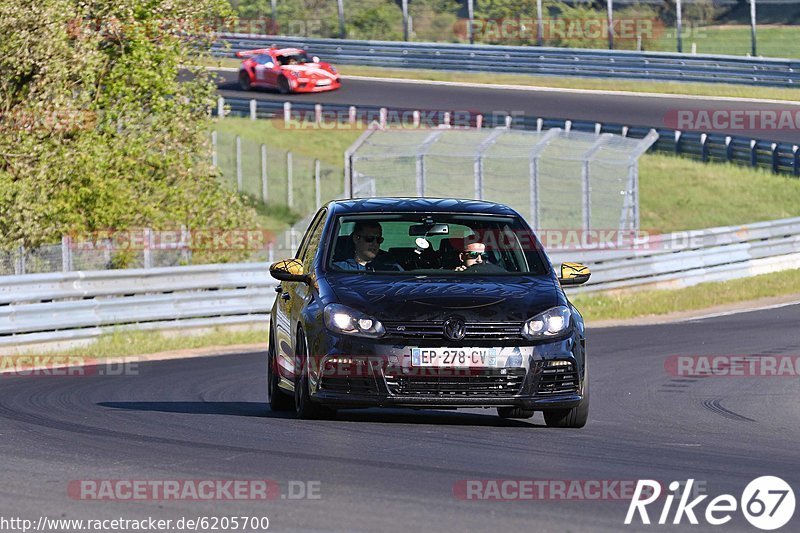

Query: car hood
left=325, top=274, right=559, bottom=322
left=280, top=64, right=336, bottom=78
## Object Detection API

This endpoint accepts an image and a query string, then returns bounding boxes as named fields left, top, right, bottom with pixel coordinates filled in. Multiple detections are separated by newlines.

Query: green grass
left=639, top=153, right=800, bottom=231
left=5, top=327, right=267, bottom=359
left=572, top=268, right=800, bottom=322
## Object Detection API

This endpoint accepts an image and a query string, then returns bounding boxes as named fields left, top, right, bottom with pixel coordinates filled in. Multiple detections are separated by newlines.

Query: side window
left=295, top=209, right=327, bottom=262
left=302, top=216, right=327, bottom=272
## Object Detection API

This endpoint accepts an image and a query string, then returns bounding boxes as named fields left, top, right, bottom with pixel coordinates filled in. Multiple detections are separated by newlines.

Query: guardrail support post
left=261, top=144, right=268, bottom=203
left=283, top=102, right=291, bottom=128
left=315, top=104, right=322, bottom=127
left=143, top=228, right=153, bottom=269
left=771, top=143, right=779, bottom=174
left=793, top=145, right=799, bottom=177
left=701, top=133, right=709, bottom=162
left=725, top=136, right=733, bottom=161
left=217, top=97, right=224, bottom=119
left=675, top=130, right=682, bottom=155
left=250, top=99, right=257, bottom=120
left=15, top=244, right=25, bottom=275
left=379, top=108, right=387, bottom=128
left=349, top=106, right=357, bottom=126
left=476, top=114, right=483, bottom=129
left=750, top=139, right=758, bottom=167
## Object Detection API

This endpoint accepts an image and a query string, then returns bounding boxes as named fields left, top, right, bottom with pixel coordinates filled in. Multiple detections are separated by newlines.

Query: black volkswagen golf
left=268, top=198, right=592, bottom=427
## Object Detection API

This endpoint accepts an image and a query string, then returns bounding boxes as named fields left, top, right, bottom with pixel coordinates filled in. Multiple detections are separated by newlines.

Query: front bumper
left=304, top=334, right=586, bottom=410
left=290, top=78, right=341, bottom=93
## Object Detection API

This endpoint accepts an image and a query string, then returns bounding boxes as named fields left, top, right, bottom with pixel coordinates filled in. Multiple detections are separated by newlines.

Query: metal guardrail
left=218, top=96, right=800, bottom=176
left=554, top=216, right=800, bottom=293
left=1, top=217, right=798, bottom=350
left=216, top=34, right=800, bottom=88
left=0, top=263, right=275, bottom=350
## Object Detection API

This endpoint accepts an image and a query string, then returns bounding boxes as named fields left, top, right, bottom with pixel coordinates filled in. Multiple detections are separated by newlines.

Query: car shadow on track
left=97, top=402, right=543, bottom=426
left=97, top=401, right=293, bottom=419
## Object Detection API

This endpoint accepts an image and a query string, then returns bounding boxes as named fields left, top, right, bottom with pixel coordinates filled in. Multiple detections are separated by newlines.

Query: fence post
left=565, top=120, right=572, bottom=133
left=412, top=110, right=420, bottom=128
left=235, top=135, right=242, bottom=192
left=287, top=151, right=294, bottom=208
left=402, top=0, right=409, bottom=41
left=315, top=159, right=322, bottom=209
left=725, top=136, right=733, bottom=161
left=793, top=145, right=799, bottom=177
left=15, top=244, right=25, bottom=275
left=505, top=115, right=512, bottom=128
left=211, top=131, right=217, bottom=168
left=283, top=102, right=291, bottom=128
left=476, top=114, right=483, bottom=129
left=379, top=108, right=387, bottom=128
left=61, top=235, right=73, bottom=272
left=217, top=96, right=224, bottom=119
left=143, top=228, right=153, bottom=269
left=443, top=112, right=451, bottom=127
left=537, top=118, right=543, bottom=132
left=250, top=99, right=257, bottom=120
left=336, top=0, right=346, bottom=38
left=674, top=130, right=682, bottom=155
left=349, top=106, right=357, bottom=126
left=750, top=139, right=758, bottom=167
left=676, top=0, right=683, bottom=53
left=595, top=122, right=602, bottom=135
left=261, top=144, right=268, bottom=203
left=180, top=225, right=191, bottom=265
left=315, top=104, right=322, bottom=127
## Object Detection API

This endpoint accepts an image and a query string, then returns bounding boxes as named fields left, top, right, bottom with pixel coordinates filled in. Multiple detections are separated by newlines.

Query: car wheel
left=277, top=76, right=291, bottom=95
left=267, top=329, right=293, bottom=412
left=543, top=371, right=589, bottom=428
left=238, top=71, right=252, bottom=91
left=497, top=407, right=535, bottom=419
left=294, top=331, right=332, bottom=420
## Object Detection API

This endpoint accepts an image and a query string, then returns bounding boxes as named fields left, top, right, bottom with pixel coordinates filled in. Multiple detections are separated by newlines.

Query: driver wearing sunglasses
left=332, top=221, right=403, bottom=272
left=454, top=242, right=488, bottom=272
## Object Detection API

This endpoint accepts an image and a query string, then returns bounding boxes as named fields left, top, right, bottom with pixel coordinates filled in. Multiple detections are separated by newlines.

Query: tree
left=0, top=0, right=257, bottom=256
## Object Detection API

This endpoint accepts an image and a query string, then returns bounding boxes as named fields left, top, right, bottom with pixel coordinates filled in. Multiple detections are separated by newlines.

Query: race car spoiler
left=235, top=48, right=274, bottom=58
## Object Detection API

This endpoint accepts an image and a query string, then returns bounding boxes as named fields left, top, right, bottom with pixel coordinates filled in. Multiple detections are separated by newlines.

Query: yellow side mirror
left=269, top=258, right=308, bottom=283
left=559, top=262, right=591, bottom=286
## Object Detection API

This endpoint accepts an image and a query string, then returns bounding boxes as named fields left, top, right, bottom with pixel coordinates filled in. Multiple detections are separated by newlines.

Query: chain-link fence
left=226, top=0, right=800, bottom=58
left=212, top=130, right=344, bottom=216
left=347, top=127, right=658, bottom=232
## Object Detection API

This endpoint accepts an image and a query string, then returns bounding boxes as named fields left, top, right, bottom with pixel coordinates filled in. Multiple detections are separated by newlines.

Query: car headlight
left=324, top=303, right=385, bottom=338
left=522, top=306, right=571, bottom=339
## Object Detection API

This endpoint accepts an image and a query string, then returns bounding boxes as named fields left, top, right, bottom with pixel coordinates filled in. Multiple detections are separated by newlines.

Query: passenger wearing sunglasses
left=332, top=221, right=403, bottom=272
left=454, top=242, right=488, bottom=272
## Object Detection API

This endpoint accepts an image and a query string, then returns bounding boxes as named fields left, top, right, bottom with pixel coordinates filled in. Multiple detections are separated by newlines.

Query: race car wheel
left=497, top=407, right=535, bottom=419
left=294, top=331, right=333, bottom=420
left=267, top=328, right=293, bottom=412
left=277, top=76, right=291, bottom=95
left=238, top=71, right=252, bottom=91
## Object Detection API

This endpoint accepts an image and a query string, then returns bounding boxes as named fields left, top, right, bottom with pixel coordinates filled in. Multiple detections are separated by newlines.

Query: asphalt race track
left=215, top=71, right=800, bottom=144
left=2, top=304, right=798, bottom=532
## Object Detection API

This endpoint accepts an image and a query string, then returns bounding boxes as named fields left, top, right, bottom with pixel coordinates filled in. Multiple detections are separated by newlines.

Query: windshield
left=276, top=52, right=309, bottom=65
left=327, top=213, right=549, bottom=275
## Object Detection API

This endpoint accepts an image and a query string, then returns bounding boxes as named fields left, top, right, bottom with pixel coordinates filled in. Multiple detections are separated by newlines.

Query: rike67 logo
left=625, top=477, right=795, bottom=530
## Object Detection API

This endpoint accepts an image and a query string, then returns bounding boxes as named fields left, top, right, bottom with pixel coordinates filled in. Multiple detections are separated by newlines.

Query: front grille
left=320, top=376, right=377, bottom=395
left=385, top=369, right=526, bottom=397
left=536, top=361, right=580, bottom=396
left=383, top=321, right=525, bottom=341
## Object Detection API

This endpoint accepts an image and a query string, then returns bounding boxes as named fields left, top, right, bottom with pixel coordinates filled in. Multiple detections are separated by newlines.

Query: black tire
left=238, top=71, right=252, bottom=91
left=294, top=332, right=332, bottom=420
left=277, top=76, right=291, bottom=95
left=497, top=407, right=535, bottom=419
left=267, top=329, right=293, bottom=412
left=543, top=371, right=589, bottom=428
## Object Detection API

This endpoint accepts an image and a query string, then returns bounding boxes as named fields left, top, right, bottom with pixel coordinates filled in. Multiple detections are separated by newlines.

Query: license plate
left=411, top=348, right=498, bottom=368
left=316, top=79, right=332, bottom=86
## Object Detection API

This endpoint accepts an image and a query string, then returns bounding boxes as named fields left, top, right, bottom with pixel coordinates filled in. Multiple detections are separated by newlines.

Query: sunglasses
left=357, top=234, right=384, bottom=244
left=464, top=251, right=488, bottom=259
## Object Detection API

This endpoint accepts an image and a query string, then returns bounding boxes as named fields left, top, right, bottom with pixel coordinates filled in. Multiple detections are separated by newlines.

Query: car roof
left=326, top=198, right=520, bottom=216
left=275, top=48, right=305, bottom=55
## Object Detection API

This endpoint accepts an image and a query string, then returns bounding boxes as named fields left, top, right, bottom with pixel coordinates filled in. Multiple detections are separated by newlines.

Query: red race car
left=236, top=47, right=341, bottom=94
